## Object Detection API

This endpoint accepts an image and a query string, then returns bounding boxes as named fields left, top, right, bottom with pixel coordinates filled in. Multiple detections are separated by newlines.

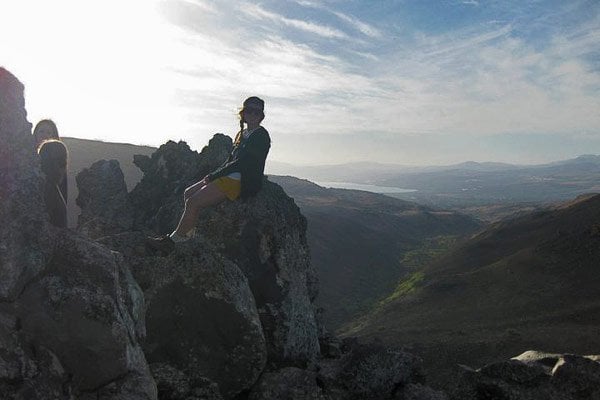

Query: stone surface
left=197, top=181, right=321, bottom=365
left=15, top=230, right=155, bottom=396
left=451, top=350, right=600, bottom=400
left=88, top=136, right=321, bottom=368
left=396, top=383, right=449, bottom=400
left=0, top=68, right=156, bottom=399
left=76, top=159, right=133, bottom=239
left=318, top=340, right=424, bottom=400
left=248, top=367, right=325, bottom=400
left=0, top=67, right=52, bottom=302
left=150, top=363, right=224, bottom=400
left=133, top=238, right=267, bottom=399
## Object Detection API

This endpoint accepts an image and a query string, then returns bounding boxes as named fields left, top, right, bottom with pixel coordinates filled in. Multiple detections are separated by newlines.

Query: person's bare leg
left=183, top=178, right=208, bottom=201
left=173, top=182, right=228, bottom=237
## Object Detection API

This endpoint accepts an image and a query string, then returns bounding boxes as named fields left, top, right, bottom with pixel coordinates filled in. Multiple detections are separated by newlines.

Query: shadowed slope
left=343, top=193, right=600, bottom=388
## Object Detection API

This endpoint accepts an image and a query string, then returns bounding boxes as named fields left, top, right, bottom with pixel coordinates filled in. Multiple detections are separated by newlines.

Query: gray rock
left=551, top=354, right=600, bottom=399
left=0, top=68, right=156, bottom=398
left=248, top=367, right=325, bottom=400
left=318, top=341, right=424, bottom=400
left=76, top=159, right=133, bottom=238
left=0, top=67, right=52, bottom=302
left=110, top=137, right=321, bottom=367
left=396, top=383, right=449, bottom=400
left=15, top=230, right=155, bottom=397
left=136, top=238, right=267, bottom=399
left=451, top=350, right=600, bottom=400
left=197, top=181, right=321, bottom=365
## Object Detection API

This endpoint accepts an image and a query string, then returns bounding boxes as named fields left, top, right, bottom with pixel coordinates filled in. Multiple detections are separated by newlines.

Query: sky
left=1, top=0, right=599, bottom=166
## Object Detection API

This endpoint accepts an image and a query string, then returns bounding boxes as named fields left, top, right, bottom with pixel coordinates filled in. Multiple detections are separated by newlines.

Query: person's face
left=243, top=107, right=263, bottom=126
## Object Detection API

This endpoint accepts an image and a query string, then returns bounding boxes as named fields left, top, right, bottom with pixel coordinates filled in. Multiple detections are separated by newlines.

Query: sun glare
left=1, top=0, right=191, bottom=145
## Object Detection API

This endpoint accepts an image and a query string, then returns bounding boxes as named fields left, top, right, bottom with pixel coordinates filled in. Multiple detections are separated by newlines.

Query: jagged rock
left=76, top=159, right=133, bottom=238
left=132, top=237, right=267, bottom=399
left=15, top=230, right=154, bottom=397
left=248, top=367, right=325, bottom=400
left=0, top=67, right=52, bottom=302
left=0, top=68, right=157, bottom=399
left=94, top=137, right=321, bottom=366
left=318, top=340, right=424, bottom=400
left=150, top=363, right=223, bottom=400
left=395, top=383, right=449, bottom=400
left=551, top=354, right=600, bottom=399
left=197, top=181, right=321, bottom=365
left=451, top=350, right=600, bottom=400
left=129, top=136, right=232, bottom=233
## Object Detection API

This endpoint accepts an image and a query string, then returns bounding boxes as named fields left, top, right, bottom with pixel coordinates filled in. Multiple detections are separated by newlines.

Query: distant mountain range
left=341, top=193, right=600, bottom=388
left=270, top=156, right=600, bottom=221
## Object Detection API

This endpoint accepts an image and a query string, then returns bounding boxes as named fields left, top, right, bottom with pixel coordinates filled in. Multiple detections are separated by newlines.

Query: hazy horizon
left=2, top=0, right=599, bottom=165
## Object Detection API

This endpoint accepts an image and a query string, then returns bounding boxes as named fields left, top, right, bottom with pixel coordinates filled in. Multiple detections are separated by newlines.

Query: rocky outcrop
left=82, top=138, right=321, bottom=373
left=451, top=350, right=600, bottom=400
left=76, top=159, right=133, bottom=239
left=196, top=181, right=320, bottom=365
left=0, top=67, right=156, bottom=398
left=317, top=340, right=426, bottom=400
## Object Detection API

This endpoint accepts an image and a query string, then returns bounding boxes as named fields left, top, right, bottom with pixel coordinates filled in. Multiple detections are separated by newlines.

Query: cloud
left=296, top=0, right=382, bottom=38
left=240, top=3, right=348, bottom=39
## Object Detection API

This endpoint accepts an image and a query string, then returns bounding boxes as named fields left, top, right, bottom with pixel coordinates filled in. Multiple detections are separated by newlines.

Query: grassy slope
left=342, top=193, right=600, bottom=389
left=270, top=175, right=482, bottom=329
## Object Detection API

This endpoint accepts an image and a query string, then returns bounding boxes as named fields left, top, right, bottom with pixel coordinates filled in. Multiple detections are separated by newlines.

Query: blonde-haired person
left=33, top=119, right=67, bottom=204
left=147, top=96, right=271, bottom=255
left=38, top=139, right=68, bottom=228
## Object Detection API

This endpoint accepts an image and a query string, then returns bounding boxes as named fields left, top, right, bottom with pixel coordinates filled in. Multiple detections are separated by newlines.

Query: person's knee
left=184, top=194, right=201, bottom=212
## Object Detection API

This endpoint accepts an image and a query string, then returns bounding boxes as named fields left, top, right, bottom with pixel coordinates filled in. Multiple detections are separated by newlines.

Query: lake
left=315, top=181, right=417, bottom=194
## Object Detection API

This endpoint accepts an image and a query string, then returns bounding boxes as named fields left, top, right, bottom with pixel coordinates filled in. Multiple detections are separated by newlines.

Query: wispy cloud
left=296, top=0, right=382, bottom=38
left=240, top=3, right=348, bottom=39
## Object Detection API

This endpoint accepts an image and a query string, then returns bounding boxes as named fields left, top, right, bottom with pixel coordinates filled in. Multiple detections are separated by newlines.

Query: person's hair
left=33, top=119, right=59, bottom=141
left=38, top=139, right=68, bottom=176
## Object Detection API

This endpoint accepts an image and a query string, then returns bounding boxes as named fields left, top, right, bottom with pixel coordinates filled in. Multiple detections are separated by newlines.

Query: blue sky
left=2, top=0, right=599, bottom=165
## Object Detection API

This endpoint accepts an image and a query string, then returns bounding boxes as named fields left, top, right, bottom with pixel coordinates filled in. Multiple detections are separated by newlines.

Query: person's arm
left=207, top=131, right=270, bottom=181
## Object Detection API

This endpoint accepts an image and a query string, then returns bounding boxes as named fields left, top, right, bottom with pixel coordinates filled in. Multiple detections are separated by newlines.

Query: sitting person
left=38, top=139, right=68, bottom=228
left=147, top=96, right=271, bottom=254
left=34, top=119, right=67, bottom=203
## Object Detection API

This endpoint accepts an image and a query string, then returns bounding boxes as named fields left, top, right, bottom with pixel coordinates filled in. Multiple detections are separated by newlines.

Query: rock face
left=452, top=350, right=600, bottom=400
left=0, top=67, right=156, bottom=398
left=78, top=135, right=322, bottom=398
left=76, top=159, right=133, bottom=238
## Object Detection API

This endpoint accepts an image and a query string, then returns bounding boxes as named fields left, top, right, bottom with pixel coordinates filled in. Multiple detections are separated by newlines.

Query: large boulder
left=0, top=67, right=52, bottom=302
left=132, top=237, right=268, bottom=399
left=248, top=367, right=325, bottom=400
left=0, top=67, right=156, bottom=399
left=197, top=181, right=321, bottom=365
left=451, top=350, right=600, bottom=400
left=76, top=159, right=134, bottom=239
left=317, top=340, right=425, bottom=400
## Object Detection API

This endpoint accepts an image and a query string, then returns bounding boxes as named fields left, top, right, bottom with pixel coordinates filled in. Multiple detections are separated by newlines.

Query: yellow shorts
left=213, top=176, right=241, bottom=201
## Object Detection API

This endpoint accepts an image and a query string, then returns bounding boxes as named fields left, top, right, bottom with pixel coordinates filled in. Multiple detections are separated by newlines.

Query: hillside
left=342, top=193, right=600, bottom=388
left=270, top=175, right=482, bottom=328
left=62, top=137, right=155, bottom=227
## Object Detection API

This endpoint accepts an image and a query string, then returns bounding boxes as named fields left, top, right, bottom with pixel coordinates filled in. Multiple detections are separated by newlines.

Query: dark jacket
left=207, top=126, right=271, bottom=199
